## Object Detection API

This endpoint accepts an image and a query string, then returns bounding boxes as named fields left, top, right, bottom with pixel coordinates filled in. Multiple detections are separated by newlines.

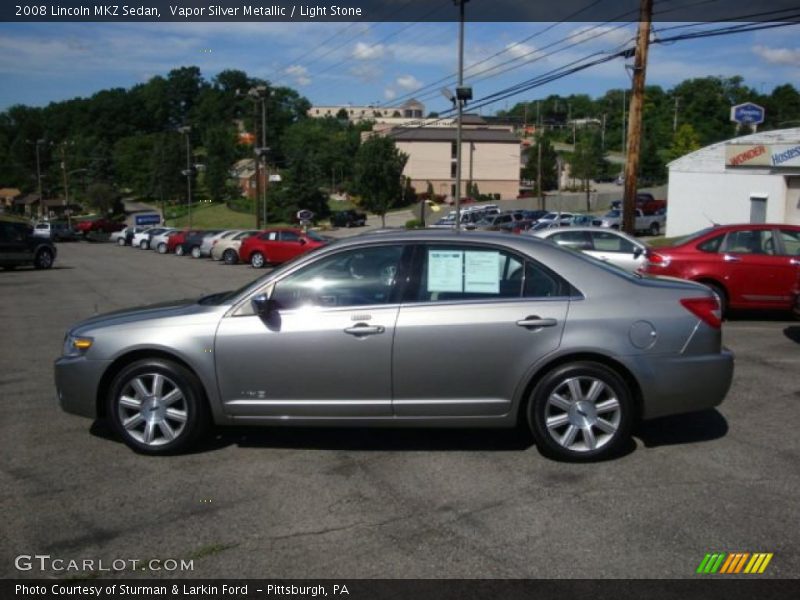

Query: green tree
left=522, top=133, right=559, bottom=192
left=336, top=108, right=349, bottom=120
left=352, top=136, right=408, bottom=227
left=203, top=125, right=238, bottom=201
left=569, top=130, right=607, bottom=211
left=85, top=182, right=119, bottom=215
left=667, top=123, right=702, bottom=161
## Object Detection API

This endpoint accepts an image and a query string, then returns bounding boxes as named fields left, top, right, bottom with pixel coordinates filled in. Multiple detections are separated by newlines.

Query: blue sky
left=0, top=20, right=798, bottom=115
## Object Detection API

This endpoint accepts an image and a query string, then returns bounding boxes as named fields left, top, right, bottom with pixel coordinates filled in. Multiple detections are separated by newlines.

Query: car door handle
left=344, top=324, right=385, bottom=336
left=723, top=254, right=741, bottom=262
left=516, top=316, right=558, bottom=328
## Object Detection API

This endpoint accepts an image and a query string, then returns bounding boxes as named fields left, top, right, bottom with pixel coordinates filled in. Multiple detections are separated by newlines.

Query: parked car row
left=115, top=225, right=329, bottom=268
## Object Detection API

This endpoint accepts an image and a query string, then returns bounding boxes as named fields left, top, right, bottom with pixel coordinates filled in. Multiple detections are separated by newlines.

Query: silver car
left=55, top=231, right=733, bottom=461
left=532, top=227, right=648, bottom=273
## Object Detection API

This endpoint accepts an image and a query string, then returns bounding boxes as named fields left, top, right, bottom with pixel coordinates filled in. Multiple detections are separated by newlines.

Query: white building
left=666, top=127, right=800, bottom=237
left=308, top=99, right=424, bottom=122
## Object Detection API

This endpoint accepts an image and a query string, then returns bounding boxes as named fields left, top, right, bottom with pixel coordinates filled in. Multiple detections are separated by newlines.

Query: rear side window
left=778, top=229, right=800, bottom=256
left=280, top=231, right=300, bottom=242
left=414, top=245, right=572, bottom=302
left=549, top=230, right=592, bottom=251
left=697, top=234, right=725, bottom=253
left=590, top=231, right=635, bottom=253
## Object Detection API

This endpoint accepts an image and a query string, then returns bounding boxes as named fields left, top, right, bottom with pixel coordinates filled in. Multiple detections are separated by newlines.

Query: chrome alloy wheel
left=116, top=373, right=188, bottom=447
left=544, top=376, right=621, bottom=453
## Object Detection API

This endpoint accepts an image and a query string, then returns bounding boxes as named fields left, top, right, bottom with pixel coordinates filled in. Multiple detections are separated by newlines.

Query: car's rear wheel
left=117, top=237, right=126, bottom=246
left=251, top=252, right=266, bottom=268
left=157, top=242, right=167, bottom=254
left=34, top=248, right=54, bottom=269
left=528, top=361, right=633, bottom=461
left=649, top=222, right=660, bottom=236
left=106, top=359, right=210, bottom=455
left=223, top=249, right=238, bottom=265
left=190, top=246, right=202, bottom=259
left=139, top=240, right=148, bottom=249
left=175, top=245, right=185, bottom=256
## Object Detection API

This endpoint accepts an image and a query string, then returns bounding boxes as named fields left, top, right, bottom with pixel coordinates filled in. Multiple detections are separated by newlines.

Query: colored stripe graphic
left=699, top=552, right=773, bottom=574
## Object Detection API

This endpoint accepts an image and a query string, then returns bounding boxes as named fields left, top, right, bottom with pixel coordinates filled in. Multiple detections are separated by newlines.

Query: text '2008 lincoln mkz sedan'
left=55, top=230, right=734, bottom=461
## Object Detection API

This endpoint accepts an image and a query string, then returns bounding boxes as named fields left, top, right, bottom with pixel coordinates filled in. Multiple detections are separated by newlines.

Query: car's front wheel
left=223, top=249, right=238, bottom=265
left=117, top=237, right=126, bottom=246
left=139, top=240, right=149, bottom=249
left=251, top=252, right=266, bottom=268
left=649, top=222, right=660, bottom=236
left=191, top=246, right=202, bottom=259
left=528, top=361, right=633, bottom=461
left=34, top=248, right=54, bottom=269
left=157, top=242, right=167, bottom=254
left=106, top=359, right=210, bottom=455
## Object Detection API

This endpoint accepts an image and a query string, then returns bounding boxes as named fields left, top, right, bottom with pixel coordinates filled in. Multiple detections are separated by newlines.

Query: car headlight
left=63, top=334, right=93, bottom=357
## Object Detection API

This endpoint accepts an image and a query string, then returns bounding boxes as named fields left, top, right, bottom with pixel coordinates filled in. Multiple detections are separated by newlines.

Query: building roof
left=14, top=193, right=40, bottom=205
left=0, top=187, right=21, bottom=199
left=668, top=127, right=800, bottom=173
left=390, top=127, right=519, bottom=144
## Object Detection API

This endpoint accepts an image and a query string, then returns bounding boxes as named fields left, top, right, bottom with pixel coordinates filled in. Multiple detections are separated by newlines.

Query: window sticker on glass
left=428, top=250, right=463, bottom=292
left=465, top=251, right=500, bottom=293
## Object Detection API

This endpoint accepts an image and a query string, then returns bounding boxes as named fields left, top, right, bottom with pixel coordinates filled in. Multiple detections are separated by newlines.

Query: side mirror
left=251, top=293, right=274, bottom=317
left=633, top=246, right=644, bottom=258
left=299, top=238, right=307, bottom=245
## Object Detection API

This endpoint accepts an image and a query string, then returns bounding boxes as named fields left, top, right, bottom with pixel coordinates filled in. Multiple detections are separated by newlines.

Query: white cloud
left=353, top=42, right=388, bottom=61
left=752, top=45, right=800, bottom=66
left=396, top=74, right=422, bottom=91
left=285, top=65, right=311, bottom=86
left=384, top=88, right=397, bottom=100
left=567, top=25, right=633, bottom=49
left=505, top=42, right=537, bottom=60
left=349, top=63, right=382, bottom=82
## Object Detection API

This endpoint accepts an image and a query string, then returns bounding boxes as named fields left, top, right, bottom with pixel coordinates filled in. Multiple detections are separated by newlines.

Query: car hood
left=70, top=296, right=228, bottom=335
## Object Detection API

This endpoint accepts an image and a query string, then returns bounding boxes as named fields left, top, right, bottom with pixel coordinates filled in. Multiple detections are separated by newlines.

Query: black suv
left=330, top=209, right=367, bottom=228
left=0, top=218, right=57, bottom=270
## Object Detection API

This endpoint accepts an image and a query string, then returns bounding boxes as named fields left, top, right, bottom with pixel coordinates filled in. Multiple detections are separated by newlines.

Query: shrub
left=405, top=218, right=424, bottom=229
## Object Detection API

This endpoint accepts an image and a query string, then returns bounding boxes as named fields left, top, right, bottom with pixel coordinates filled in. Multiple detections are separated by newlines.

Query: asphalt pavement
left=1, top=241, right=798, bottom=579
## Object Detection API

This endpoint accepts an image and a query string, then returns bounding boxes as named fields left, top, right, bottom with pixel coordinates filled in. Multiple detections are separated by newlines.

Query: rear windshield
left=671, top=227, right=715, bottom=246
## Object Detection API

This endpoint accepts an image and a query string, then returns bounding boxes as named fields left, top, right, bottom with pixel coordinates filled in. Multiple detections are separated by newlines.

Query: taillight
left=680, top=297, right=722, bottom=329
left=646, top=251, right=671, bottom=267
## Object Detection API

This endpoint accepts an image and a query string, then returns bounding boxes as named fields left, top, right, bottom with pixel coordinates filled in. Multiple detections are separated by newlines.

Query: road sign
left=135, top=213, right=161, bottom=226
left=296, top=210, right=314, bottom=222
left=730, top=102, right=765, bottom=125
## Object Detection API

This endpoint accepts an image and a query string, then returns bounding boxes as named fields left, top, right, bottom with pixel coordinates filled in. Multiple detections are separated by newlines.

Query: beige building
left=389, top=126, right=521, bottom=200
left=309, top=99, right=425, bottom=123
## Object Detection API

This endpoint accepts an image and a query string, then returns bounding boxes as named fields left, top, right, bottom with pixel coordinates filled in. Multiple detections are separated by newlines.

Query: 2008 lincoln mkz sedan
left=55, top=231, right=734, bottom=461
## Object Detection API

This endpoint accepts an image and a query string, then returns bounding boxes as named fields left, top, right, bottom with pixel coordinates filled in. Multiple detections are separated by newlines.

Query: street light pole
left=454, top=0, right=468, bottom=232
left=35, top=140, right=44, bottom=220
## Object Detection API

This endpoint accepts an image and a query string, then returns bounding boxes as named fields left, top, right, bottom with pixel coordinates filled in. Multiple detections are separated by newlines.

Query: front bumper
left=633, top=349, right=735, bottom=420
left=54, top=357, right=112, bottom=419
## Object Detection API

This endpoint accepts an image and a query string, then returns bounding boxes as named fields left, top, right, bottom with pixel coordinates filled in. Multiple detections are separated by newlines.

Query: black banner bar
left=4, top=579, right=800, bottom=600
left=3, top=0, right=800, bottom=23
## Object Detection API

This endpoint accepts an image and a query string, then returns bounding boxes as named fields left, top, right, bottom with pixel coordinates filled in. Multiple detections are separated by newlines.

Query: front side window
left=271, top=245, right=404, bottom=310
left=778, top=229, right=800, bottom=256
left=280, top=230, right=300, bottom=242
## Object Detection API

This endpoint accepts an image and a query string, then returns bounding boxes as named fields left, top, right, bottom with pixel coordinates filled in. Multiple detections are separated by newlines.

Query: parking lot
left=1, top=240, right=799, bottom=579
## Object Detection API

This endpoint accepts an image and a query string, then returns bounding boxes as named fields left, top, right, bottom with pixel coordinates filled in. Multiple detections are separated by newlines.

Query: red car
left=643, top=223, right=800, bottom=314
left=75, top=218, right=125, bottom=235
left=239, top=228, right=327, bottom=268
left=164, top=229, right=202, bottom=254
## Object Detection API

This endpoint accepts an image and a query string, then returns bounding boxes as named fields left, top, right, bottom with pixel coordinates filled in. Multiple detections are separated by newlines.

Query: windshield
left=671, top=227, right=715, bottom=246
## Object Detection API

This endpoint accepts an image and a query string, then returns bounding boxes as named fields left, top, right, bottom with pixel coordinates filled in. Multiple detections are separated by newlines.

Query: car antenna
left=702, top=212, right=720, bottom=227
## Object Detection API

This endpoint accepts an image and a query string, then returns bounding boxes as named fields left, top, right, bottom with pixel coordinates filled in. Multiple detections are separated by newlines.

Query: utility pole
left=60, top=142, right=70, bottom=228
left=621, top=89, right=627, bottom=156
left=252, top=98, right=261, bottom=229
left=260, top=90, right=268, bottom=225
left=178, top=126, right=193, bottom=229
left=601, top=113, right=607, bottom=151
left=622, top=0, right=652, bottom=235
left=537, top=105, right=543, bottom=209
left=34, top=140, right=44, bottom=220
left=673, top=96, right=680, bottom=133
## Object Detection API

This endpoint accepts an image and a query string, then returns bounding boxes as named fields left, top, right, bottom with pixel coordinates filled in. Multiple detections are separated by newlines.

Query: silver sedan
left=55, top=231, right=733, bottom=461
left=531, top=226, right=649, bottom=272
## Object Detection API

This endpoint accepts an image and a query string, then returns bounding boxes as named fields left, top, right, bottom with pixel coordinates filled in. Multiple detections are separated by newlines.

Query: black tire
left=175, top=245, right=185, bottom=256
left=223, top=249, right=238, bottom=265
left=649, top=222, right=660, bottom=236
left=704, top=281, right=728, bottom=318
left=106, top=358, right=211, bottom=455
left=34, top=248, right=54, bottom=270
left=157, top=242, right=168, bottom=254
left=527, top=361, right=633, bottom=462
left=251, top=252, right=266, bottom=268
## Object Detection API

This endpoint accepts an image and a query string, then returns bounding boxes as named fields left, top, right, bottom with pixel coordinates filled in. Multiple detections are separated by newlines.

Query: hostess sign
left=726, top=143, right=800, bottom=168
left=730, top=102, right=765, bottom=125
